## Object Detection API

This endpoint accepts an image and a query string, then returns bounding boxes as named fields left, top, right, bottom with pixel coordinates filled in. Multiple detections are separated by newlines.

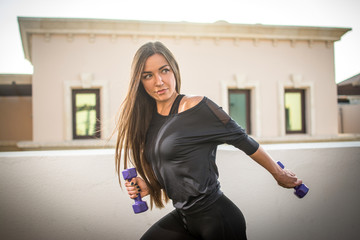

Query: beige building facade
left=0, top=74, right=32, bottom=145
left=2, top=17, right=353, bottom=149
left=337, top=73, right=360, bottom=134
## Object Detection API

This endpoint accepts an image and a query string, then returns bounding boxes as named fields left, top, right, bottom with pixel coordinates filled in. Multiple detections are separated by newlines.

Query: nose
left=155, top=73, right=164, bottom=86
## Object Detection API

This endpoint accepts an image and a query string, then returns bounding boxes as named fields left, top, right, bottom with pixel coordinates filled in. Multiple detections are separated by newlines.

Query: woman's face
left=141, top=53, right=177, bottom=104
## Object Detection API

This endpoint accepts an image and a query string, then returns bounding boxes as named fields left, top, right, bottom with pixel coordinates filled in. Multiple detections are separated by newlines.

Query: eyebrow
left=142, top=64, right=169, bottom=74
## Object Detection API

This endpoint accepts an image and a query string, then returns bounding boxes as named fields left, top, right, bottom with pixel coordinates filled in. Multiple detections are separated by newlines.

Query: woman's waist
left=174, top=187, right=223, bottom=215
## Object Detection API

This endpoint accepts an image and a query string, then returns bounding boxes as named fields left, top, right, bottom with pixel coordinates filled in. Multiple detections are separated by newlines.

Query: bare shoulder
left=178, top=95, right=204, bottom=113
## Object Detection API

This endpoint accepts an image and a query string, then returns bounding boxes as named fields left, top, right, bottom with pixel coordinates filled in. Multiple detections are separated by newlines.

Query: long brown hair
left=115, top=42, right=181, bottom=209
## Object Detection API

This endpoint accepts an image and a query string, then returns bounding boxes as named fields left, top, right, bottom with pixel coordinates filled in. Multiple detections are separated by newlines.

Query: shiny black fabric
left=145, top=95, right=259, bottom=212
left=141, top=194, right=247, bottom=240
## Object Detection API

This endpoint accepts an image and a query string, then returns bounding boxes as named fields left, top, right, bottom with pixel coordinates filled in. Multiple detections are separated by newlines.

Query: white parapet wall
left=1, top=142, right=359, bottom=240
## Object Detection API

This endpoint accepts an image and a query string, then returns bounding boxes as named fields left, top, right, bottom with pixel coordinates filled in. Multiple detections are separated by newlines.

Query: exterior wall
left=0, top=96, right=32, bottom=141
left=31, top=34, right=132, bottom=141
left=31, top=32, right=338, bottom=142
left=339, top=104, right=360, bottom=133
left=0, top=74, right=32, bottom=143
left=1, top=142, right=359, bottom=240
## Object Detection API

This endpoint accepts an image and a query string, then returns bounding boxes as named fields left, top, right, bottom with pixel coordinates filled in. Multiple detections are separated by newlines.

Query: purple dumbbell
left=277, top=161, right=309, bottom=198
left=122, top=168, right=148, bottom=214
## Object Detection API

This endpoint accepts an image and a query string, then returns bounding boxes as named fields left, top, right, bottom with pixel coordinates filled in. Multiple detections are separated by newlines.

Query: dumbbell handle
left=277, top=161, right=309, bottom=198
left=122, top=168, right=148, bottom=213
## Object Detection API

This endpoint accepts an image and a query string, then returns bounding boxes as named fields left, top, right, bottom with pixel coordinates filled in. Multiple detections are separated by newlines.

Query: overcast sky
left=0, top=0, right=359, bottom=83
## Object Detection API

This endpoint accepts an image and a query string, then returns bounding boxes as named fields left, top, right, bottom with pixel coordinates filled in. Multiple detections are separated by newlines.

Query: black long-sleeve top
left=145, top=95, right=259, bottom=214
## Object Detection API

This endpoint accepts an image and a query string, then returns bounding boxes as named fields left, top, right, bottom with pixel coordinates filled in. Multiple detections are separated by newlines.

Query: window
left=284, top=89, right=306, bottom=134
left=72, top=89, right=100, bottom=139
left=228, top=89, right=251, bottom=133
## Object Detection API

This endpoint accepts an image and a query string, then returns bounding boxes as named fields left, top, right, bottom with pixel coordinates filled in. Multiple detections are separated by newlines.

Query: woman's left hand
left=274, top=168, right=303, bottom=188
left=250, top=146, right=303, bottom=189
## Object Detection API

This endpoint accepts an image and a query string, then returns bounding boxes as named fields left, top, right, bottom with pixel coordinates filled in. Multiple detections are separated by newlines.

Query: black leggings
left=141, top=194, right=247, bottom=240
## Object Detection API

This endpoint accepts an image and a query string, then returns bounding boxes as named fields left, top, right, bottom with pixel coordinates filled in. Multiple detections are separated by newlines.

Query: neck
left=156, top=93, right=179, bottom=115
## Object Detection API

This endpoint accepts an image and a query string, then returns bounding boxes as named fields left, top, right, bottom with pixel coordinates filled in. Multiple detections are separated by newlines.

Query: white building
left=0, top=17, right=354, bottom=150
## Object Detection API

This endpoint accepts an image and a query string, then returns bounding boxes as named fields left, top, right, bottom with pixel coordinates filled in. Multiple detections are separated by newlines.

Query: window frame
left=72, top=89, right=101, bottom=139
left=228, top=89, right=251, bottom=134
left=284, top=89, right=306, bottom=134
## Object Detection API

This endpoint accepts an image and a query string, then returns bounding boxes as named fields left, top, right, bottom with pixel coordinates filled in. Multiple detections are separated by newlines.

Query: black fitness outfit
left=142, top=95, right=259, bottom=240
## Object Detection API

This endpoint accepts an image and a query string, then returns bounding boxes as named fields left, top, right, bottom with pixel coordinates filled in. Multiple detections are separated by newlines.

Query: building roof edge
left=17, top=16, right=352, bottom=64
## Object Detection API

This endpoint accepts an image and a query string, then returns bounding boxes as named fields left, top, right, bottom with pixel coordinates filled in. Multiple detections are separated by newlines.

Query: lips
left=156, top=88, right=168, bottom=94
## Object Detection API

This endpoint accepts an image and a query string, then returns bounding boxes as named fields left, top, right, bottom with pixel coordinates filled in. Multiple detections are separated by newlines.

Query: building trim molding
left=18, top=17, right=351, bottom=63
left=221, top=74, right=261, bottom=137
left=63, top=77, right=109, bottom=141
left=278, top=74, right=315, bottom=137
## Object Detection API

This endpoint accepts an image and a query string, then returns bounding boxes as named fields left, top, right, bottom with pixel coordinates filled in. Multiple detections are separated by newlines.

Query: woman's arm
left=250, top=145, right=302, bottom=188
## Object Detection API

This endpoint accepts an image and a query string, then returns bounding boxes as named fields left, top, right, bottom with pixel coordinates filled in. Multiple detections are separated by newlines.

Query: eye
left=161, top=68, right=170, bottom=74
left=142, top=74, right=152, bottom=80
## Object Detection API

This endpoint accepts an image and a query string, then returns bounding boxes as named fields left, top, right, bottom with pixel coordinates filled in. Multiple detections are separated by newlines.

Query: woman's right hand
left=125, top=177, right=149, bottom=199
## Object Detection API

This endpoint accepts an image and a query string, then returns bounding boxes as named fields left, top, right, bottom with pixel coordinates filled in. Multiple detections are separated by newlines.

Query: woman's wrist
left=272, top=168, right=285, bottom=181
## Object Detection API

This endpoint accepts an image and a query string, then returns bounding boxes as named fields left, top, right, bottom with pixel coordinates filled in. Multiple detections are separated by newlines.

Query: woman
left=115, top=41, right=302, bottom=240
